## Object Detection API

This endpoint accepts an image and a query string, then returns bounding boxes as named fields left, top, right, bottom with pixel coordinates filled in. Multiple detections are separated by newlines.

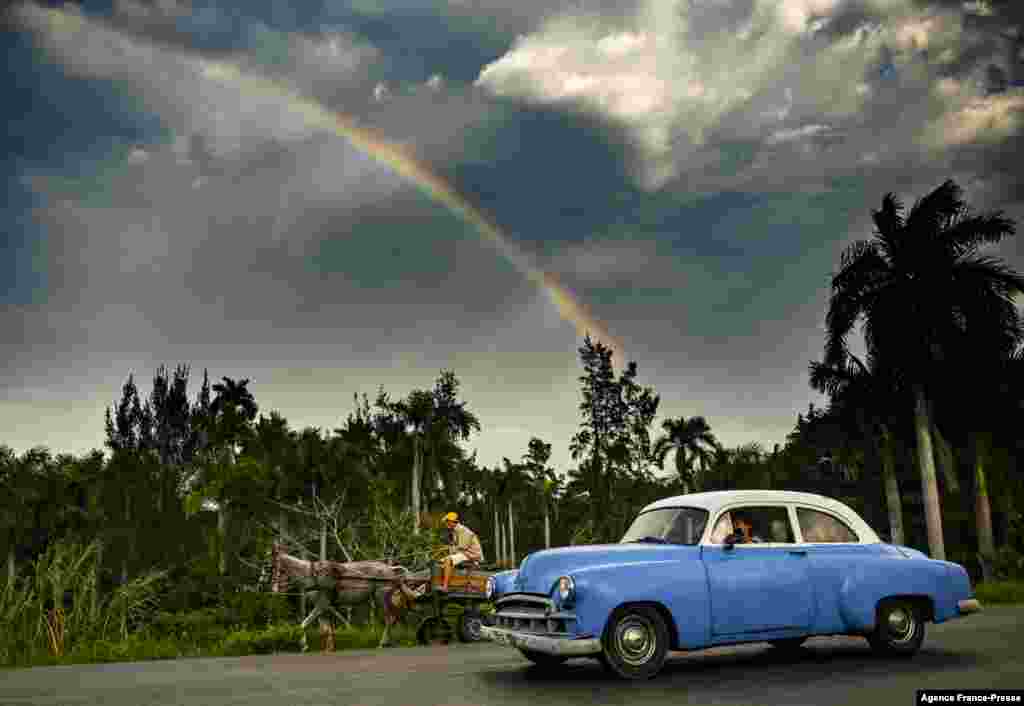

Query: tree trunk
left=676, top=451, right=690, bottom=494
left=931, top=419, right=960, bottom=494
left=973, top=433, right=995, bottom=582
left=121, top=493, right=131, bottom=585
left=914, top=387, right=946, bottom=560
left=218, top=504, right=229, bottom=576
left=494, top=505, right=503, bottom=568
left=411, top=436, right=422, bottom=535
left=881, top=432, right=904, bottom=545
left=320, top=521, right=328, bottom=562
left=590, top=453, right=603, bottom=542
left=544, top=504, right=551, bottom=549
left=508, top=501, right=516, bottom=567
left=6, top=539, right=14, bottom=586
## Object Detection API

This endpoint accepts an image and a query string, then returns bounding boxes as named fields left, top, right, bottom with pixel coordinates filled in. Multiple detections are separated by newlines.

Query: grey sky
left=2, top=0, right=1022, bottom=475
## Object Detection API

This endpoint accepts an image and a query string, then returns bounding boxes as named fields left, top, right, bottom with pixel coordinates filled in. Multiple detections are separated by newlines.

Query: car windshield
left=620, top=507, right=709, bottom=545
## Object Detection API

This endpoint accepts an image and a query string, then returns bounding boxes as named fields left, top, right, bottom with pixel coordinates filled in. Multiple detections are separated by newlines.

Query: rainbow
left=201, top=62, right=625, bottom=364
left=28, top=4, right=625, bottom=363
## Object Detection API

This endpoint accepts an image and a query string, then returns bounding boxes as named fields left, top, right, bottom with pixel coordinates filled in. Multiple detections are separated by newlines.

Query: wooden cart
left=413, top=561, right=495, bottom=644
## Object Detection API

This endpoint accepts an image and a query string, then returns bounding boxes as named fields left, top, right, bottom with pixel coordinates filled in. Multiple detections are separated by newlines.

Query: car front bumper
left=957, top=598, right=982, bottom=615
left=479, top=625, right=602, bottom=656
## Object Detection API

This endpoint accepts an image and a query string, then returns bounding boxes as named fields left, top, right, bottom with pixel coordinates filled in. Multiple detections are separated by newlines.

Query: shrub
left=144, top=610, right=230, bottom=646
left=222, top=591, right=293, bottom=628
left=975, top=581, right=1024, bottom=604
left=988, top=547, right=1024, bottom=581
left=219, top=624, right=304, bottom=656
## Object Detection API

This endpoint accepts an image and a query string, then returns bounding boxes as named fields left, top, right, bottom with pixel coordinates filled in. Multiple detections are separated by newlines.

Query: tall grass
left=0, top=539, right=166, bottom=667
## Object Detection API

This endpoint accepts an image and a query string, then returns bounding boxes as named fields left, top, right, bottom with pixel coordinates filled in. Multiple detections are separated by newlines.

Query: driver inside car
left=731, top=514, right=764, bottom=543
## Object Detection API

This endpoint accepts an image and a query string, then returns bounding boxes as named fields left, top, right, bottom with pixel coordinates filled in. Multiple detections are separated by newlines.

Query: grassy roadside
left=1, top=621, right=425, bottom=669
left=974, top=581, right=1024, bottom=605
left=0, top=538, right=437, bottom=670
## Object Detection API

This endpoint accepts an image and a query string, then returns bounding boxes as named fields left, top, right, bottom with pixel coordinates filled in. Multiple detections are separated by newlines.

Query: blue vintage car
left=480, top=490, right=982, bottom=679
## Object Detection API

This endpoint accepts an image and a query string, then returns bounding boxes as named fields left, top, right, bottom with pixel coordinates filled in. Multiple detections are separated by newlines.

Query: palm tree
left=389, top=389, right=434, bottom=535
left=939, top=336, right=1024, bottom=579
left=522, top=438, right=558, bottom=549
left=389, top=372, right=480, bottom=534
left=478, top=466, right=505, bottom=566
left=652, top=416, right=720, bottom=493
left=824, top=179, right=1022, bottom=560
left=499, top=458, right=533, bottom=566
left=427, top=371, right=481, bottom=509
left=810, top=352, right=907, bottom=544
left=191, top=377, right=259, bottom=575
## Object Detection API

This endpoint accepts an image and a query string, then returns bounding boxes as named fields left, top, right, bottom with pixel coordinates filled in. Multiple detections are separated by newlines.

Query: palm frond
left=905, top=179, right=965, bottom=239
left=872, top=192, right=905, bottom=259
left=941, top=211, right=1016, bottom=255
left=826, top=241, right=889, bottom=365
left=808, top=360, right=852, bottom=396
left=952, top=255, right=1024, bottom=299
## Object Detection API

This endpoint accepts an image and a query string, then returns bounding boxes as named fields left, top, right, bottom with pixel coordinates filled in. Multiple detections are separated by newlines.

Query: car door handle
left=788, top=549, right=808, bottom=556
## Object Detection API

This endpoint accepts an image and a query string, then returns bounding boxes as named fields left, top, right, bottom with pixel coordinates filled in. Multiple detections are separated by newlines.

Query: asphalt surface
left=2, top=605, right=1022, bottom=706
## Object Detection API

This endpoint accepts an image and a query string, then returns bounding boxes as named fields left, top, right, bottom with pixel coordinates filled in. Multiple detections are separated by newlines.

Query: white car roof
left=640, top=489, right=880, bottom=543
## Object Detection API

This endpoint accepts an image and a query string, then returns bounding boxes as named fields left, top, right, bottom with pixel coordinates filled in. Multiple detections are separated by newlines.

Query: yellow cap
left=444, top=512, right=458, bottom=522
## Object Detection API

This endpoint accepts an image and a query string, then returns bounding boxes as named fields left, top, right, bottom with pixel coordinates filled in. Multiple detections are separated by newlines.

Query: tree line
left=2, top=178, right=1023, bottom=607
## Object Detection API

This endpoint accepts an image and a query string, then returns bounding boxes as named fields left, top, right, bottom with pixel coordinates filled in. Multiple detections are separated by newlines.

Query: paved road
left=3, top=606, right=1022, bottom=706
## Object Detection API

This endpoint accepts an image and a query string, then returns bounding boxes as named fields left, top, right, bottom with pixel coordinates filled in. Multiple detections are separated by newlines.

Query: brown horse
left=268, top=543, right=429, bottom=648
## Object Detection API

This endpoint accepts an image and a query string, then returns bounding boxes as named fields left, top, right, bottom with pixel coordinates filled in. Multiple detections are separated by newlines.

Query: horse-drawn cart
left=269, top=542, right=497, bottom=648
left=412, top=561, right=494, bottom=645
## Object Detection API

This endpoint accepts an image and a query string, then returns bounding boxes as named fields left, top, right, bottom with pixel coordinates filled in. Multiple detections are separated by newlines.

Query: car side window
left=797, top=508, right=859, bottom=543
left=665, top=510, right=708, bottom=544
left=709, top=513, right=734, bottom=543
left=709, top=507, right=794, bottom=544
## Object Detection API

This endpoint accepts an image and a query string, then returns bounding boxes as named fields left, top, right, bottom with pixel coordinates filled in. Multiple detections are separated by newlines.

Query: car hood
left=512, top=543, right=694, bottom=594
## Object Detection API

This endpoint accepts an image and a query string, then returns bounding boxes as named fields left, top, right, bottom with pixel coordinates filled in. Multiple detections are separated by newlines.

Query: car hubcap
left=887, top=606, right=915, bottom=644
left=466, top=617, right=481, bottom=640
left=615, top=616, right=656, bottom=666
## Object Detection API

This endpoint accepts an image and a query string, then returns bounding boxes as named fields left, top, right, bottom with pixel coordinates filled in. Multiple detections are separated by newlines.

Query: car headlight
left=485, top=576, right=495, bottom=600
left=557, top=575, right=575, bottom=603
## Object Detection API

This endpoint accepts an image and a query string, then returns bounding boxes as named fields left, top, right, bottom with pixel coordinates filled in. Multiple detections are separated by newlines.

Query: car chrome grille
left=491, top=593, right=575, bottom=636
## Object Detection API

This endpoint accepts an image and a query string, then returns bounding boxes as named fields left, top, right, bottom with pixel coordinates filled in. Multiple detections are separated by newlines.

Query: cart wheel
left=417, top=617, right=453, bottom=645
left=458, top=611, right=484, bottom=642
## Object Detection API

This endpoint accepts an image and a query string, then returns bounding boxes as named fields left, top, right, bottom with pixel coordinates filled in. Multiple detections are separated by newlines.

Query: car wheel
left=519, top=649, right=568, bottom=668
left=867, top=598, right=925, bottom=656
left=458, top=611, right=483, bottom=642
left=600, top=606, right=670, bottom=680
left=769, top=637, right=807, bottom=651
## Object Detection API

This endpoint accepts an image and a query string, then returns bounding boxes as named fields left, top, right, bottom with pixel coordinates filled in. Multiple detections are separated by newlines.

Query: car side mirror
left=723, top=533, right=738, bottom=550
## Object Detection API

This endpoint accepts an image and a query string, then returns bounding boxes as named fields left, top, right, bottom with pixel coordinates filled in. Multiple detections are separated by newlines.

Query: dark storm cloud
left=5, top=0, right=1024, bottom=466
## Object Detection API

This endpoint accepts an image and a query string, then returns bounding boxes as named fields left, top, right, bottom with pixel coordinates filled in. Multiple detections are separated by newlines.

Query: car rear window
left=797, top=507, right=859, bottom=543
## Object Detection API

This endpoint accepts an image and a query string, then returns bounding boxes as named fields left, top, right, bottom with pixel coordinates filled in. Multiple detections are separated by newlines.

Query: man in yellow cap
left=440, top=512, right=483, bottom=592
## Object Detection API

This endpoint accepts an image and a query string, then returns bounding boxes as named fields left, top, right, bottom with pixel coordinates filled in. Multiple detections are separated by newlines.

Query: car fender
left=569, top=557, right=709, bottom=649
left=491, top=569, right=518, bottom=598
left=837, top=557, right=948, bottom=631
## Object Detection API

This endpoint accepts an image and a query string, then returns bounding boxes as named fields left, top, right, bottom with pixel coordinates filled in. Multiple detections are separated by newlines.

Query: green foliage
left=219, top=623, right=305, bottom=656
left=0, top=540, right=166, bottom=667
left=342, top=480, right=443, bottom=570
left=975, top=581, right=1024, bottom=604
left=222, top=592, right=293, bottom=628
left=988, top=547, right=1024, bottom=581
left=569, top=521, right=596, bottom=546
left=145, top=610, right=230, bottom=646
